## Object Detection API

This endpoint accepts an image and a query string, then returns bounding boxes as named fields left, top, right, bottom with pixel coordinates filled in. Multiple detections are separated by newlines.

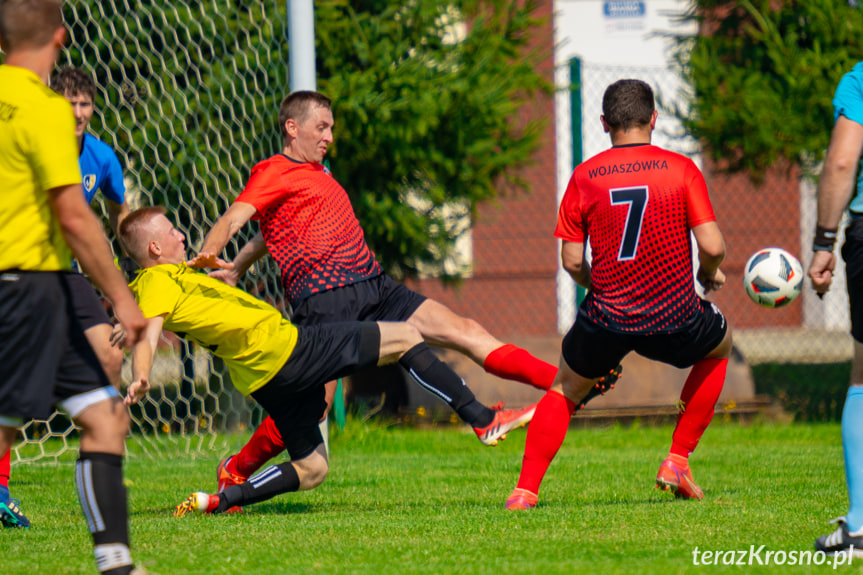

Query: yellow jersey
left=0, top=65, right=81, bottom=271
left=129, top=263, right=298, bottom=395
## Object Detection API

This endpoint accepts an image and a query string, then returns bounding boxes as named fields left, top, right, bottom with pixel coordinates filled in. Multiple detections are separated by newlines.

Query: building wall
left=704, top=159, right=803, bottom=328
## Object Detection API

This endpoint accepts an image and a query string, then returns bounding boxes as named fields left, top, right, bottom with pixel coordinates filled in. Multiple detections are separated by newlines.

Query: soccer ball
left=743, top=248, right=804, bottom=308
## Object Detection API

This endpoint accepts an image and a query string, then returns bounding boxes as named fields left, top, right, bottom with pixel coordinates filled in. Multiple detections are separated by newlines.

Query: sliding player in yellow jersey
left=118, top=207, right=503, bottom=514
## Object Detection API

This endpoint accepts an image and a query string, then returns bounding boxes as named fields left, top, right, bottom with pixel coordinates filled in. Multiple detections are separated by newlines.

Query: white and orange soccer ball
left=742, top=247, right=804, bottom=308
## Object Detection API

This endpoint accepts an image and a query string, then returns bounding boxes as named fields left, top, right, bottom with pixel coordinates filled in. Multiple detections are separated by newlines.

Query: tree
left=671, top=0, right=863, bottom=178
left=316, top=0, right=550, bottom=279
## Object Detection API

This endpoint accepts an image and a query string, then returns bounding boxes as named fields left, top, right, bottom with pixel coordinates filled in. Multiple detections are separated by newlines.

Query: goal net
left=13, top=0, right=289, bottom=463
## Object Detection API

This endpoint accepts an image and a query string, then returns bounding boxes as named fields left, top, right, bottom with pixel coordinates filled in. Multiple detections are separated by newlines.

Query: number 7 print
left=610, top=186, right=648, bottom=261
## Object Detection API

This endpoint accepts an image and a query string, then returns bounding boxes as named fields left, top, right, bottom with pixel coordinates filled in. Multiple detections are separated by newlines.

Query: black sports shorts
left=843, top=217, right=863, bottom=342
left=251, top=321, right=381, bottom=460
left=291, top=274, right=426, bottom=325
left=0, top=271, right=110, bottom=420
left=66, top=272, right=111, bottom=331
left=561, top=298, right=728, bottom=379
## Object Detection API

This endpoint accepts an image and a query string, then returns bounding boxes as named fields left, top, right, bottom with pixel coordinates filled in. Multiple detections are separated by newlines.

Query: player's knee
left=378, top=322, right=424, bottom=363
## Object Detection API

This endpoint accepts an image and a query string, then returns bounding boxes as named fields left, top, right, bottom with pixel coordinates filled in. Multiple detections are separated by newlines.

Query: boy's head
left=119, top=207, right=187, bottom=267
left=601, top=79, right=656, bottom=133
left=51, top=66, right=96, bottom=140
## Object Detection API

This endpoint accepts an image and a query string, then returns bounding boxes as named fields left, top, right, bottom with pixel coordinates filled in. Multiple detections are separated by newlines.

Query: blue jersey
left=79, top=133, right=125, bottom=205
left=833, top=62, right=863, bottom=214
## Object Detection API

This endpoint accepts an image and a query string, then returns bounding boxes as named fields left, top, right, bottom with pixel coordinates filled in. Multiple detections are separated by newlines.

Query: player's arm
left=125, top=315, right=165, bottom=406
left=561, top=240, right=591, bottom=288
left=209, top=231, right=268, bottom=286
left=692, top=221, right=726, bottom=293
left=105, top=199, right=130, bottom=240
left=50, top=183, right=146, bottom=346
left=809, top=115, right=863, bottom=294
left=190, top=201, right=257, bottom=268
left=105, top=199, right=130, bottom=254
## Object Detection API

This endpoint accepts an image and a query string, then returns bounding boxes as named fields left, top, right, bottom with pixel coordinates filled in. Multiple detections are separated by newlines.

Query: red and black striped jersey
left=555, top=144, right=716, bottom=334
left=235, top=154, right=381, bottom=306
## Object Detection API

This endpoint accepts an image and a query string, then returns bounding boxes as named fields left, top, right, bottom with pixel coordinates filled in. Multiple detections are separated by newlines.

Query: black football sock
left=75, top=452, right=134, bottom=575
left=217, top=461, right=301, bottom=512
left=399, top=343, right=494, bottom=427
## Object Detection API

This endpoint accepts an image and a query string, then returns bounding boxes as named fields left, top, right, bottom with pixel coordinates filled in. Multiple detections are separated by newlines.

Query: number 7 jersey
left=555, top=143, right=717, bottom=334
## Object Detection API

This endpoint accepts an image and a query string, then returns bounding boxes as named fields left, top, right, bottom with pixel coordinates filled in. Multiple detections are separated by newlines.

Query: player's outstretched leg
left=397, top=342, right=536, bottom=446
left=656, top=358, right=726, bottom=500
left=473, top=402, right=536, bottom=447
left=483, top=343, right=558, bottom=391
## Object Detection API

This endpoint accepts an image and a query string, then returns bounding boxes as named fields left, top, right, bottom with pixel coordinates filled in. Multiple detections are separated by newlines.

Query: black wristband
left=813, top=225, right=838, bottom=252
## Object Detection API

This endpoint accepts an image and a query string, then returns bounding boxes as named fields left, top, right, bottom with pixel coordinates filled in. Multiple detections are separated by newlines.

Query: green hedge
left=752, top=362, right=850, bottom=422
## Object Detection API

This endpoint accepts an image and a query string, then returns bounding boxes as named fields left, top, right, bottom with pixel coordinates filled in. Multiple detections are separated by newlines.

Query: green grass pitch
left=1, top=421, right=852, bottom=574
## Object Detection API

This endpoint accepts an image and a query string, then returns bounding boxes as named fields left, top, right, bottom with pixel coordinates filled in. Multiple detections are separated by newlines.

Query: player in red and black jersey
left=191, top=91, right=611, bottom=496
left=505, top=79, right=733, bottom=510
left=232, top=152, right=382, bottom=305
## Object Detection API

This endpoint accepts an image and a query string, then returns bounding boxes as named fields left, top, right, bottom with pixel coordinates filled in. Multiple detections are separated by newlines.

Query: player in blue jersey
left=51, top=66, right=129, bottom=389
left=808, top=62, right=863, bottom=558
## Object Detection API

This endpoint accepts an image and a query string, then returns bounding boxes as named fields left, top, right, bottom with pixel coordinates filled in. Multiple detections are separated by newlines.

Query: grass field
left=2, top=420, right=855, bottom=574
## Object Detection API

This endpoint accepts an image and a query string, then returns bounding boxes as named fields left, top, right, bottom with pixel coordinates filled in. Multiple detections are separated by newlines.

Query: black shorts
left=562, top=299, right=728, bottom=379
left=291, top=274, right=426, bottom=325
left=251, top=322, right=381, bottom=460
left=843, top=217, right=863, bottom=342
left=0, top=271, right=110, bottom=421
left=66, top=272, right=111, bottom=331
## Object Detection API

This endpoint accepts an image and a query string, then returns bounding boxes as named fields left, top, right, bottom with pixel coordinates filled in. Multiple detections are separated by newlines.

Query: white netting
left=14, top=0, right=289, bottom=463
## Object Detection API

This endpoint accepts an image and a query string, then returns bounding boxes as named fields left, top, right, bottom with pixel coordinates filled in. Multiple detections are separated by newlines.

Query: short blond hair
left=118, top=206, right=167, bottom=265
left=0, top=0, right=64, bottom=52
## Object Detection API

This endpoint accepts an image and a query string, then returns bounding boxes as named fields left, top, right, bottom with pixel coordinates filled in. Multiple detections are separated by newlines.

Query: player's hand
left=109, top=322, right=126, bottom=347
left=208, top=268, right=240, bottom=287
left=697, top=267, right=725, bottom=293
left=114, top=297, right=147, bottom=348
left=808, top=250, right=836, bottom=297
left=124, top=377, right=150, bottom=406
left=187, top=252, right=235, bottom=270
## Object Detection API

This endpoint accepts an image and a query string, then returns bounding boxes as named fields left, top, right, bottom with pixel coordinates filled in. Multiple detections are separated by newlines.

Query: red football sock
left=515, top=390, right=576, bottom=495
left=484, top=344, right=557, bottom=391
left=0, top=449, right=9, bottom=488
left=232, top=416, right=286, bottom=478
left=670, top=358, right=727, bottom=458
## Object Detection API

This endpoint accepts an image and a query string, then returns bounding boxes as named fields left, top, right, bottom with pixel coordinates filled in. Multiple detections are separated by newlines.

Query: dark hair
left=601, top=79, right=655, bottom=131
left=278, top=90, right=332, bottom=140
left=0, top=0, right=64, bottom=52
left=51, top=66, right=96, bottom=101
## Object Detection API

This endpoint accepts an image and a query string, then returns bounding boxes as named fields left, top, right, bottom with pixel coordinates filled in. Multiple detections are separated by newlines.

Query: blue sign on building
left=603, top=1, right=646, bottom=18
